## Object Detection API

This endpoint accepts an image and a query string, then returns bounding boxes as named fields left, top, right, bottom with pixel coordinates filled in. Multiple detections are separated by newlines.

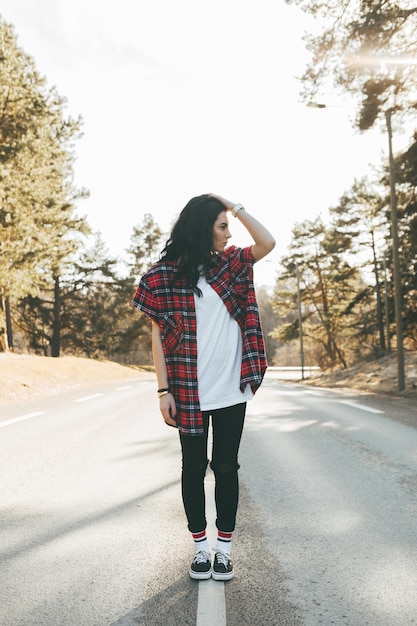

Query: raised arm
left=211, top=194, right=276, bottom=262
left=152, top=321, right=177, bottom=427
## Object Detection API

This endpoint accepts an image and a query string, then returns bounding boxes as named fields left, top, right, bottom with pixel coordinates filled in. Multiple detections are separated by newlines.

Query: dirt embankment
left=303, top=351, right=417, bottom=398
left=0, top=353, right=154, bottom=405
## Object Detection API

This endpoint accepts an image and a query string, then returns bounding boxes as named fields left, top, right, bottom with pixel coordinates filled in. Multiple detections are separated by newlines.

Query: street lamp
left=307, top=101, right=405, bottom=391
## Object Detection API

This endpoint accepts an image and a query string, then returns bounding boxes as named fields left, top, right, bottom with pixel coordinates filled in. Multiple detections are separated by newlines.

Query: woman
left=131, top=194, right=275, bottom=581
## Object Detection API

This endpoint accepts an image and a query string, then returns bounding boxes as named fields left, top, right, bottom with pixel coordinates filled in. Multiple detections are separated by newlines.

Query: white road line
left=196, top=473, right=227, bottom=626
left=340, top=400, right=384, bottom=414
left=74, top=393, right=104, bottom=403
left=116, top=386, right=131, bottom=391
left=197, top=575, right=226, bottom=624
left=0, top=411, right=46, bottom=429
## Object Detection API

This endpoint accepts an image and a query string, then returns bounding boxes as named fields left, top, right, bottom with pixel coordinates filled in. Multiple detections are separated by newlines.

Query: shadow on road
left=110, top=576, right=198, bottom=626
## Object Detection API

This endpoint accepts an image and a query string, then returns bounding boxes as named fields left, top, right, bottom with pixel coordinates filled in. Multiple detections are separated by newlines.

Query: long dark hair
left=160, top=194, right=226, bottom=292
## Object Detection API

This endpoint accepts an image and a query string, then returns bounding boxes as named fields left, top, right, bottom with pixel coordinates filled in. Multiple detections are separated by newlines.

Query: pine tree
left=0, top=16, right=89, bottom=351
left=287, top=0, right=417, bottom=127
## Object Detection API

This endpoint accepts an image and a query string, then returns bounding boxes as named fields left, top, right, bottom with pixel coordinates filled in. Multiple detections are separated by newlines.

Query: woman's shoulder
left=222, top=245, right=255, bottom=265
left=142, top=259, right=179, bottom=284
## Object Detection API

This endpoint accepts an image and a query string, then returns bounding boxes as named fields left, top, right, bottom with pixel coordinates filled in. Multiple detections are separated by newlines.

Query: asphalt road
left=1, top=373, right=417, bottom=625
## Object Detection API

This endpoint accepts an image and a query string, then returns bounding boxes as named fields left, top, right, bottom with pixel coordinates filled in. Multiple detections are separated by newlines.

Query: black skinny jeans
left=179, top=403, right=246, bottom=534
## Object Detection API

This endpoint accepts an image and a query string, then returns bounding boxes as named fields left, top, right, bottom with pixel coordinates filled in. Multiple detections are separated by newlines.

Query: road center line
left=74, top=393, right=104, bottom=403
left=0, top=411, right=46, bottom=429
left=197, top=577, right=226, bottom=624
left=196, top=473, right=227, bottom=626
left=340, top=400, right=384, bottom=414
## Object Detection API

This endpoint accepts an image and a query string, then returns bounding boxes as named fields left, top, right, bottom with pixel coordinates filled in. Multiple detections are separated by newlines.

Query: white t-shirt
left=194, top=275, right=253, bottom=411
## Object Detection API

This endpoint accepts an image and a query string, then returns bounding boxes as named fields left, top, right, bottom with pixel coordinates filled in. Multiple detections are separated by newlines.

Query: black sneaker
left=189, top=550, right=212, bottom=580
left=212, top=551, right=234, bottom=581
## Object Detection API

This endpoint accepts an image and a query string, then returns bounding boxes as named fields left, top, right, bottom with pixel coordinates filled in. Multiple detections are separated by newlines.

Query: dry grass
left=0, top=353, right=154, bottom=405
left=305, top=351, right=417, bottom=398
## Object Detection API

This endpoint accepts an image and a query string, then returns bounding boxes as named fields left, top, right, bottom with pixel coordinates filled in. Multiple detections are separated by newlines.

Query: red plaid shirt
left=131, top=245, right=267, bottom=436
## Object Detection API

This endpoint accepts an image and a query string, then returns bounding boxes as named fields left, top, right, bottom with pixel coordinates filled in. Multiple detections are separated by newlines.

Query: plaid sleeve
left=224, top=246, right=256, bottom=284
left=239, top=245, right=256, bottom=265
left=131, top=274, right=159, bottom=323
left=224, top=245, right=255, bottom=268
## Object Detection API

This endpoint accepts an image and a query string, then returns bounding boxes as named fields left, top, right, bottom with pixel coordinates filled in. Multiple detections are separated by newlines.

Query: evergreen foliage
left=271, top=0, right=417, bottom=368
left=0, top=16, right=165, bottom=361
left=287, top=0, right=417, bottom=127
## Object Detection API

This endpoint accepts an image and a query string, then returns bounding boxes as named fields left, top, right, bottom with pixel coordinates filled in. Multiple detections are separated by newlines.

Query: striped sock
left=214, top=530, right=232, bottom=555
left=192, top=530, right=210, bottom=554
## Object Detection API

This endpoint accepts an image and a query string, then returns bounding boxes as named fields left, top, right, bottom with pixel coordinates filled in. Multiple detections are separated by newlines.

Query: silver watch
left=232, top=203, right=245, bottom=217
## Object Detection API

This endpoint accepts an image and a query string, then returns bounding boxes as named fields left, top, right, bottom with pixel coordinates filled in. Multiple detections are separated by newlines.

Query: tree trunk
left=0, top=297, right=10, bottom=351
left=51, top=275, right=61, bottom=357
left=5, top=297, right=14, bottom=350
left=303, top=278, right=347, bottom=368
left=0, top=296, right=13, bottom=352
left=371, top=233, right=386, bottom=352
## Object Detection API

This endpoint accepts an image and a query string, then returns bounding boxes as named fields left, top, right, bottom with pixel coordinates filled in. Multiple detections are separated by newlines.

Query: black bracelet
left=157, top=387, right=169, bottom=394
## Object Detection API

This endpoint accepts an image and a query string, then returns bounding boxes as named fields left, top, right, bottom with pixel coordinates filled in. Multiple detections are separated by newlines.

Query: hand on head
left=208, top=193, right=235, bottom=212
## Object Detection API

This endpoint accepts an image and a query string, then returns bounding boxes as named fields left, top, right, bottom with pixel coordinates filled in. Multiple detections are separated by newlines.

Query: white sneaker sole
left=212, top=570, right=234, bottom=581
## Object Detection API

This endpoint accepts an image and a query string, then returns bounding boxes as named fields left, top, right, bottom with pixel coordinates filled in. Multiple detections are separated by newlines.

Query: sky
left=0, top=0, right=406, bottom=286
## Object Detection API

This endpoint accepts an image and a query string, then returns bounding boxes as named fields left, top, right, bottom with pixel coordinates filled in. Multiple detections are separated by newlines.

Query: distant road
left=1, top=374, right=417, bottom=625
left=267, top=366, right=320, bottom=380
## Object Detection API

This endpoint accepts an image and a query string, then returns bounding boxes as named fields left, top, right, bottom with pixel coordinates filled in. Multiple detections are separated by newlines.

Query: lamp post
left=307, top=101, right=405, bottom=391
